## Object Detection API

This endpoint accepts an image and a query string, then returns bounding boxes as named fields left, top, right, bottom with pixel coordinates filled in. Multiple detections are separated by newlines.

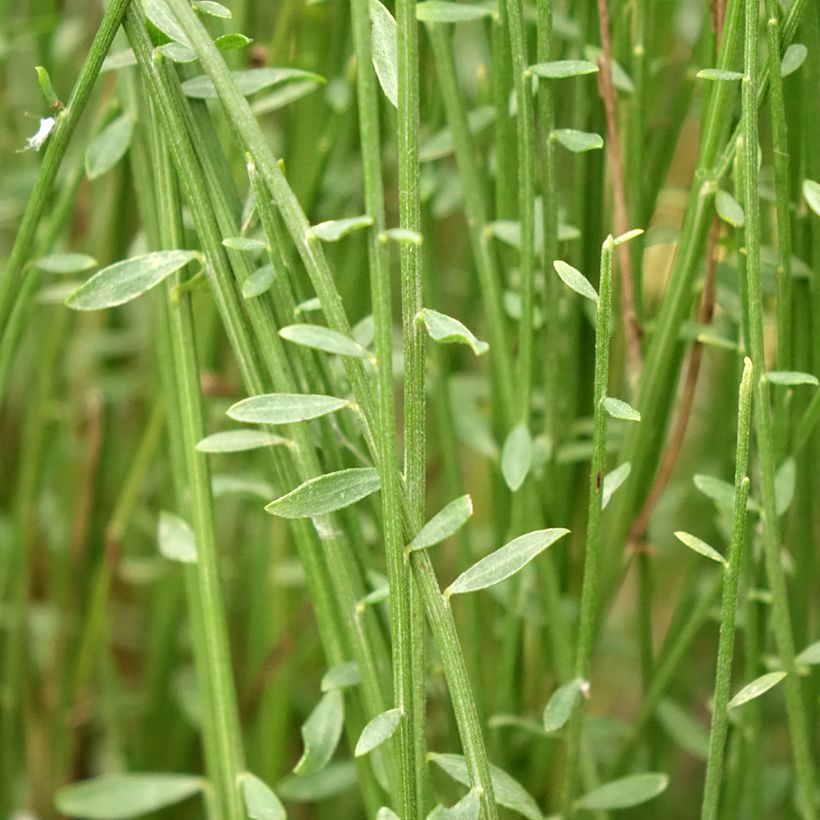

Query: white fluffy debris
left=22, top=116, right=56, bottom=152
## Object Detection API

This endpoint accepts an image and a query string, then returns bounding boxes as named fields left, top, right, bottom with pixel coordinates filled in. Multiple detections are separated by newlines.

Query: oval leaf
left=66, top=250, right=198, bottom=311
left=602, top=397, right=640, bottom=422
left=426, top=790, right=482, bottom=819
left=417, top=308, right=488, bottom=355
left=543, top=679, right=584, bottom=733
left=321, top=661, right=361, bottom=691
left=696, top=68, right=745, bottom=81
left=36, top=253, right=97, bottom=274
left=530, top=59, right=599, bottom=79
left=308, top=215, right=374, bottom=242
left=553, top=260, right=598, bottom=302
left=266, top=468, right=381, bottom=519
left=795, top=640, right=820, bottom=666
left=416, top=1, right=493, bottom=22
left=86, top=114, right=133, bottom=180
left=602, top=462, right=631, bottom=510
left=158, top=511, right=197, bottom=564
left=280, top=324, right=370, bottom=358
left=715, top=190, right=745, bottom=228
left=355, top=707, right=401, bottom=757
left=370, top=0, right=398, bottom=107
left=766, top=370, right=818, bottom=387
left=223, top=236, right=267, bottom=252
left=55, top=774, right=202, bottom=819
left=194, top=0, right=231, bottom=18
left=408, top=495, right=473, bottom=551
left=693, top=474, right=759, bottom=512
left=501, top=423, right=532, bottom=492
left=294, top=689, right=345, bottom=776
left=552, top=128, right=603, bottom=153
left=243, top=265, right=277, bottom=298
left=196, top=430, right=287, bottom=453
left=780, top=43, right=807, bottom=77
left=727, top=671, right=787, bottom=710
left=446, top=528, right=569, bottom=596
left=803, top=179, right=820, bottom=217
left=774, top=457, right=795, bottom=516
left=228, top=393, right=349, bottom=425
left=674, top=531, right=727, bottom=567
left=239, top=772, right=286, bottom=820
left=182, top=67, right=323, bottom=98
left=428, top=753, right=542, bottom=820
left=576, top=773, right=669, bottom=810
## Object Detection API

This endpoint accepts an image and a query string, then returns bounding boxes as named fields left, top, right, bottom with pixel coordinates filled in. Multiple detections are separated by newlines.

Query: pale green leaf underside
left=602, top=463, right=631, bottom=510
left=795, top=640, right=820, bottom=666
left=446, top=528, right=569, bottom=596
left=728, top=671, right=787, bottom=710
left=36, top=252, right=97, bottom=274
left=674, top=531, right=727, bottom=567
left=86, top=114, right=133, bottom=180
left=803, top=179, right=820, bottom=217
left=223, top=236, right=267, bottom=252
left=369, top=0, right=398, bottom=107
left=501, top=423, right=532, bottom=492
left=196, top=429, right=287, bottom=453
left=552, top=128, right=603, bottom=153
left=766, top=370, right=818, bottom=387
left=542, top=679, right=584, bottom=733
left=294, top=689, right=344, bottom=776
left=576, top=773, right=669, bottom=810
left=266, top=468, right=381, bottom=519
left=355, top=707, right=401, bottom=757
left=696, top=68, right=744, bottom=81
left=553, top=259, right=598, bottom=302
left=66, top=250, right=198, bottom=311
left=780, top=43, right=807, bottom=77
left=321, top=661, right=361, bottom=691
left=242, top=264, right=276, bottom=298
left=530, top=59, right=598, bottom=79
left=228, top=393, right=349, bottom=425
left=158, top=510, right=197, bottom=564
left=239, top=772, right=286, bottom=820
left=416, top=1, right=493, bottom=22
left=602, top=396, right=640, bottom=422
left=308, top=215, right=374, bottom=242
left=418, top=307, right=489, bottom=355
left=408, top=494, right=473, bottom=551
left=715, top=189, right=745, bottom=227
left=426, top=790, right=481, bottom=818
left=182, top=67, right=323, bottom=99
left=280, top=324, right=370, bottom=358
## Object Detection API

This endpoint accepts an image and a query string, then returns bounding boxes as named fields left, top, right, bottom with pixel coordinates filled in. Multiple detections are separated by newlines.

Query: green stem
left=700, top=358, right=753, bottom=820
left=740, top=1, right=816, bottom=814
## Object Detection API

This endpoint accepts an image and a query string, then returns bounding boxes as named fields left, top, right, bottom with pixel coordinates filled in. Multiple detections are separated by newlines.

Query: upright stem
left=700, top=358, right=753, bottom=820
left=740, top=1, right=817, bottom=815
left=562, top=237, right=613, bottom=816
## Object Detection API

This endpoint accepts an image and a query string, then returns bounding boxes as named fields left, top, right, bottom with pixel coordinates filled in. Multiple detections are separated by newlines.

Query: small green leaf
left=715, top=190, right=745, bottom=227
left=266, top=468, right=381, bottom=519
left=420, top=106, right=494, bottom=162
left=355, top=707, right=401, bottom=757
left=370, top=0, right=398, bottom=107
left=321, top=662, right=361, bottom=691
left=66, top=250, right=198, bottom=311
left=182, top=67, right=323, bottom=99
left=417, top=308, right=489, bottom=355
left=408, top=495, right=473, bottom=551
left=602, top=397, right=640, bottom=422
left=696, top=68, right=745, bottom=81
left=280, top=324, right=370, bottom=358
left=543, top=679, right=584, bottom=733
left=295, top=297, right=322, bottom=316
left=727, top=671, right=787, bottom=710
left=446, top=528, right=569, bottom=596
left=602, top=463, right=631, bottom=510
left=656, top=700, right=709, bottom=761
left=215, top=32, right=253, bottom=51
left=196, top=430, right=287, bottom=453
left=553, top=260, right=598, bottom=302
left=35, top=65, right=59, bottom=107
left=55, top=774, right=202, bottom=819
left=252, top=80, right=323, bottom=115
left=426, top=790, right=481, bottom=819
left=308, top=215, right=374, bottom=242
left=86, top=114, right=133, bottom=180
left=158, top=511, right=197, bottom=564
left=294, top=689, right=345, bottom=776
left=277, top=761, right=356, bottom=801
left=576, top=773, right=669, bottom=810
left=552, top=128, right=603, bottom=153
left=378, top=809, right=400, bottom=820
left=227, top=393, right=349, bottom=425
left=239, top=772, right=286, bottom=820
left=157, top=42, right=198, bottom=63
left=428, top=753, right=542, bottom=820
left=36, top=253, right=97, bottom=274
left=102, top=49, right=137, bottom=72
left=674, top=531, right=727, bottom=568
left=144, top=0, right=190, bottom=43
left=222, top=236, right=267, bottom=252
left=530, top=59, right=599, bottom=79
left=242, top=265, right=276, bottom=298
left=381, top=227, right=423, bottom=245
left=501, top=423, right=532, bottom=492
left=416, top=1, right=494, bottom=22
left=693, top=474, right=759, bottom=512
left=766, top=370, right=818, bottom=387
left=795, top=640, right=820, bottom=666
left=803, top=180, right=820, bottom=217
left=194, top=0, right=231, bottom=18
left=780, top=43, right=807, bottom=77
left=774, top=457, right=795, bottom=516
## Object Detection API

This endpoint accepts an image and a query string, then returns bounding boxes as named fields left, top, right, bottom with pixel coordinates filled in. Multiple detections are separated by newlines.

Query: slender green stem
left=563, top=237, right=613, bottom=816
left=740, top=1, right=816, bottom=814
left=700, top=358, right=753, bottom=820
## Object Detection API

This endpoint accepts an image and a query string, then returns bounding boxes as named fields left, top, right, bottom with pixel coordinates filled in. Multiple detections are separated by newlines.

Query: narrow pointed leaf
left=266, top=468, right=381, bottom=519
left=446, top=528, right=569, bottom=596
left=552, top=128, right=603, bottom=153
left=196, top=430, right=287, bottom=453
left=408, top=495, right=473, bottom=551
left=530, top=59, right=598, bottom=79
left=543, top=679, right=584, bottom=733
left=86, top=114, right=133, bottom=179
left=158, top=511, right=197, bottom=564
left=308, top=215, right=374, bottom=242
left=228, top=393, right=349, bottom=425
left=294, top=689, right=344, bottom=776
left=602, top=397, right=640, bottom=422
left=239, top=772, right=286, bottom=820
left=774, top=457, right=795, bottom=516
left=280, top=324, right=370, bottom=358
left=780, top=43, right=807, bottom=77
left=715, top=190, right=745, bottom=227
left=36, top=253, right=97, bottom=274
left=727, top=671, right=787, bottom=710
left=426, top=790, right=481, bottom=819
left=693, top=474, right=759, bottom=511
left=576, top=773, right=669, bottom=810
left=144, top=0, right=191, bottom=44
left=795, top=640, right=820, bottom=666
left=696, top=68, right=744, bottom=81
left=428, top=753, right=542, bottom=820
left=613, top=228, right=644, bottom=246
left=553, top=260, right=598, bottom=302
left=55, top=774, right=202, bottom=819
left=656, top=700, right=709, bottom=760
left=501, top=423, right=532, bottom=492
left=182, top=67, right=323, bottom=99
left=417, top=308, right=488, bottom=355
left=355, top=708, right=401, bottom=757
left=369, top=0, right=398, bottom=106
left=222, top=236, right=267, bottom=252
left=766, top=370, right=818, bottom=387
left=242, top=264, right=276, bottom=298
left=602, top=463, right=631, bottom=510
left=321, top=662, right=361, bottom=691
left=674, top=531, right=727, bottom=567
left=416, top=1, right=493, bottom=22
left=66, top=250, right=198, bottom=311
